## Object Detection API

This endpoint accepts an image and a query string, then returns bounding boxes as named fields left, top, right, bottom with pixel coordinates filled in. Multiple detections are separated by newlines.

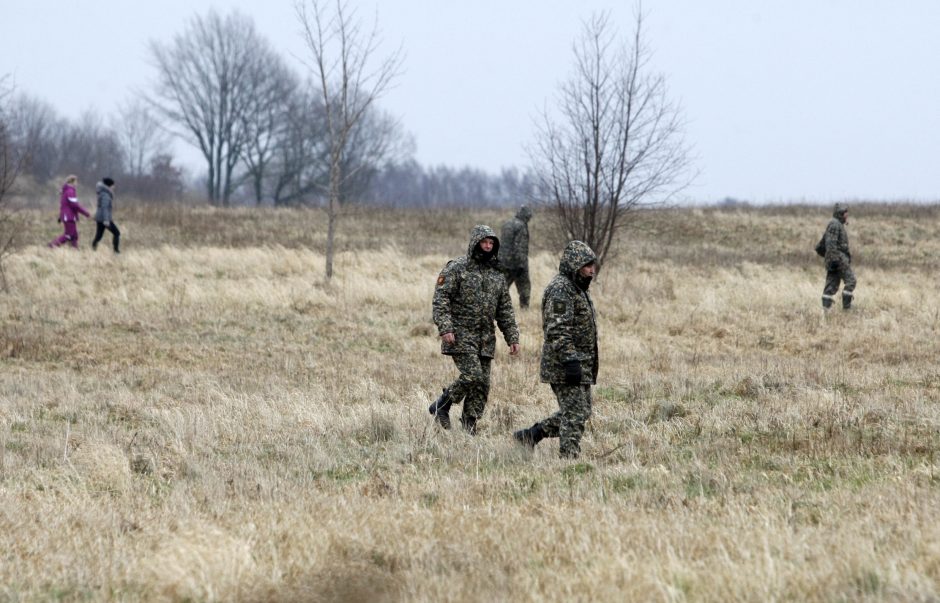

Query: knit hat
left=103, top=177, right=115, bottom=187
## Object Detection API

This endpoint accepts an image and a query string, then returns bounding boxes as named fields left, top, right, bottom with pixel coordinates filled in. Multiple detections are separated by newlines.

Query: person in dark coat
left=514, top=240, right=598, bottom=458
left=91, top=177, right=120, bottom=253
left=499, top=205, right=533, bottom=308
left=821, top=203, right=855, bottom=309
left=429, top=225, right=521, bottom=433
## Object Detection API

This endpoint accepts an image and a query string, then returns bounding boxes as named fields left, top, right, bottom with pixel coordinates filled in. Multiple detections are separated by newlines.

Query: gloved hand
left=563, top=359, right=582, bottom=385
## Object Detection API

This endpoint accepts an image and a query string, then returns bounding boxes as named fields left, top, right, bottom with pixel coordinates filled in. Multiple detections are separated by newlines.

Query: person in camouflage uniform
left=514, top=240, right=598, bottom=458
left=821, top=203, right=856, bottom=310
left=500, top=205, right=533, bottom=308
left=429, top=225, right=520, bottom=433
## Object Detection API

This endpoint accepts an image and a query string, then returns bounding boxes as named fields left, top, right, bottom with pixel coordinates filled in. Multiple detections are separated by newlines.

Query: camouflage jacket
left=540, top=241, right=598, bottom=384
left=824, top=217, right=850, bottom=265
left=432, top=225, right=520, bottom=358
left=499, top=207, right=531, bottom=270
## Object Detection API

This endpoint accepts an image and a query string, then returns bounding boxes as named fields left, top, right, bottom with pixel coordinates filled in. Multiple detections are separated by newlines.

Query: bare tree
left=296, top=0, right=403, bottom=279
left=7, top=93, right=62, bottom=184
left=0, top=75, right=25, bottom=291
left=149, top=10, right=284, bottom=206
left=336, top=105, right=411, bottom=201
left=269, top=88, right=328, bottom=207
left=529, top=10, right=693, bottom=267
left=61, top=110, right=126, bottom=185
left=119, top=100, right=170, bottom=178
left=240, top=61, right=299, bottom=205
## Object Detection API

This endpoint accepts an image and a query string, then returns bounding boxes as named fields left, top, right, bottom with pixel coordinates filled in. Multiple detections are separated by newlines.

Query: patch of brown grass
left=2, top=205, right=940, bottom=601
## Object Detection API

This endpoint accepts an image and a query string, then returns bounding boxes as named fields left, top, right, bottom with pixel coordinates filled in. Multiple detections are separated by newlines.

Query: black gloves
left=563, top=359, right=582, bottom=385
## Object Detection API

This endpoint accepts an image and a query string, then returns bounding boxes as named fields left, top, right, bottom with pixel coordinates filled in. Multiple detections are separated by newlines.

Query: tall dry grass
left=1, top=205, right=939, bottom=601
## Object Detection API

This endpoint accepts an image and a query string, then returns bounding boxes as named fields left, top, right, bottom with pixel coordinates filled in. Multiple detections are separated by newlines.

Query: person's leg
left=517, top=267, right=531, bottom=308
left=430, top=353, right=476, bottom=429
left=822, top=264, right=840, bottom=309
left=91, top=222, right=106, bottom=250
left=460, top=356, right=491, bottom=433
left=66, top=222, right=79, bottom=248
left=50, top=222, right=73, bottom=247
left=514, top=384, right=565, bottom=448
left=841, top=265, right=856, bottom=309
left=556, top=384, right=592, bottom=458
left=515, top=384, right=592, bottom=457
left=108, top=222, right=121, bottom=253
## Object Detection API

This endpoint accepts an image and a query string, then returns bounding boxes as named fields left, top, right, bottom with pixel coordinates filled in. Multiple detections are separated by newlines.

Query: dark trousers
left=823, top=261, right=856, bottom=308
left=92, top=221, right=120, bottom=252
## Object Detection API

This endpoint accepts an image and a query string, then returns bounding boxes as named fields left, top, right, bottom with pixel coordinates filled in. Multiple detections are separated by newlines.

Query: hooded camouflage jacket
left=540, top=241, right=598, bottom=385
left=432, top=225, right=520, bottom=358
left=824, top=209, right=850, bottom=265
left=499, top=206, right=532, bottom=270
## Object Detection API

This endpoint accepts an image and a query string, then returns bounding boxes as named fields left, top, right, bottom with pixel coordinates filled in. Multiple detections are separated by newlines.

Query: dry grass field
left=2, top=203, right=940, bottom=602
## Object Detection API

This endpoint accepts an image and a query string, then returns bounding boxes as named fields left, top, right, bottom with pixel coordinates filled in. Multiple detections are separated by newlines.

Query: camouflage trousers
left=445, top=354, right=492, bottom=422
left=535, top=384, right=593, bottom=458
left=823, top=261, right=857, bottom=308
left=504, top=267, right=531, bottom=307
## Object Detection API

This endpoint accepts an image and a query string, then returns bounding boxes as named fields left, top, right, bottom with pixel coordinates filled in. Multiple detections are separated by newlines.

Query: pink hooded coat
left=59, top=183, right=90, bottom=222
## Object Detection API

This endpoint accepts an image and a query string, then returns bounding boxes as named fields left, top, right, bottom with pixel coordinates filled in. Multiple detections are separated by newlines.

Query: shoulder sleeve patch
left=553, top=300, right=567, bottom=314
left=437, top=275, right=446, bottom=286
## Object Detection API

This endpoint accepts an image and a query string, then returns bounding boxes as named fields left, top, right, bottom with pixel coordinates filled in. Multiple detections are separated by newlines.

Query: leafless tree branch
left=295, top=0, right=404, bottom=279
left=148, top=10, right=286, bottom=206
left=528, top=9, right=694, bottom=268
left=0, top=75, right=26, bottom=292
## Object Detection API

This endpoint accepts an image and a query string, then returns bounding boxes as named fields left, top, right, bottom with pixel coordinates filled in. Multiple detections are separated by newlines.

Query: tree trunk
left=325, top=197, right=336, bottom=279
left=206, top=161, right=216, bottom=205
left=325, top=158, right=341, bottom=280
left=253, top=164, right=264, bottom=205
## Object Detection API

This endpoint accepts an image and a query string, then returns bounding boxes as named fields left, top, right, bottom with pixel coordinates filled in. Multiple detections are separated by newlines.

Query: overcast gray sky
left=2, top=0, right=939, bottom=203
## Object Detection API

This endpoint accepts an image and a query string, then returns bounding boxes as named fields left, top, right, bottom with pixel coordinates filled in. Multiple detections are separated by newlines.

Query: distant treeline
left=355, top=162, right=537, bottom=208
left=1, top=5, right=544, bottom=210
left=1, top=89, right=537, bottom=208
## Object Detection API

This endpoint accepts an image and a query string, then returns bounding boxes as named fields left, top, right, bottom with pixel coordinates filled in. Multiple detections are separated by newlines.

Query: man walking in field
left=820, top=203, right=856, bottom=310
left=500, top=205, right=533, bottom=308
left=429, top=225, right=520, bottom=434
left=514, top=240, right=598, bottom=459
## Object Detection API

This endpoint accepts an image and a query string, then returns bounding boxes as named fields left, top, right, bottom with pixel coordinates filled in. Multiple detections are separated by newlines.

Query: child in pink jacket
left=49, top=175, right=90, bottom=248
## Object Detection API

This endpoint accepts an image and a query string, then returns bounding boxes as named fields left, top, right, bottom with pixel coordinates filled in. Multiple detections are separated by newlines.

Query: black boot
left=842, top=293, right=853, bottom=310
left=822, top=296, right=834, bottom=309
left=513, top=424, right=545, bottom=449
left=428, top=388, right=452, bottom=430
left=460, top=416, right=477, bottom=435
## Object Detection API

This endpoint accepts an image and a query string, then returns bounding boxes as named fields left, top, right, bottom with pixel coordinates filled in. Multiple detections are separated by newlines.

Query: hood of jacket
left=558, top=240, right=597, bottom=279
left=515, top=205, right=533, bottom=223
left=832, top=203, right=848, bottom=221
left=466, top=224, right=500, bottom=260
